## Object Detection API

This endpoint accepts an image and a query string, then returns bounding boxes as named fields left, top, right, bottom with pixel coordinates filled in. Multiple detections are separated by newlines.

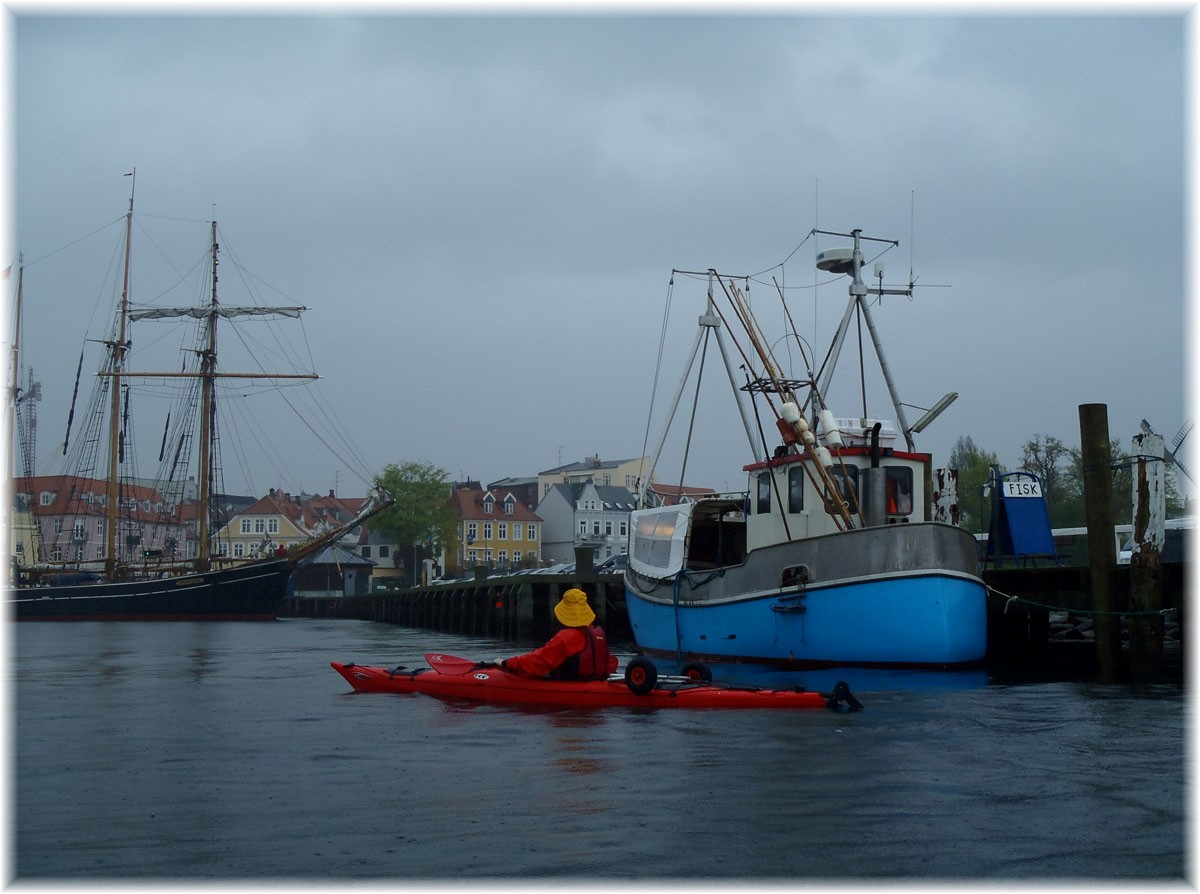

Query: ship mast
left=104, top=171, right=135, bottom=579
left=196, top=220, right=219, bottom=570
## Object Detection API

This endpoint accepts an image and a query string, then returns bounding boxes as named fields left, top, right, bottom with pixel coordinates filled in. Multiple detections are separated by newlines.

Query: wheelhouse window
left=826, top=465, right=859, bottom=512
left=756, top=472, right=771, bottom=514
left=788, top=466, right=804, bottom=513
left=883, top=467, right=914, bottom=516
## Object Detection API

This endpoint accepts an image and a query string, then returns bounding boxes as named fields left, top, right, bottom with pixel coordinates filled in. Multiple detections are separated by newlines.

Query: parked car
left=595, top=554, right=628, bottom=574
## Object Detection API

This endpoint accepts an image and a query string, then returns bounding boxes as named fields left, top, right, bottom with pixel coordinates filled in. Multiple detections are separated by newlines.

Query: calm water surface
left=11, top=619, right=1186, bottom=882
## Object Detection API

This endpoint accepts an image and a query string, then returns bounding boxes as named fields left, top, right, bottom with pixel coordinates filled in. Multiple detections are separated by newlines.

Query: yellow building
left=447, top=483, right=542, bottom=576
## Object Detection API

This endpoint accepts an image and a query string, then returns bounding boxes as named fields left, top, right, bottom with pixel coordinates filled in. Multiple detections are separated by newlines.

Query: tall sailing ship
left=8, top=175, right=387, bottom=620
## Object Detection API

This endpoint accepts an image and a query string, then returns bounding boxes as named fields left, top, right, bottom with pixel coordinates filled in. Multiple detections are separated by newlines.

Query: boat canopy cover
left=629, top=503, right=693, bottom=580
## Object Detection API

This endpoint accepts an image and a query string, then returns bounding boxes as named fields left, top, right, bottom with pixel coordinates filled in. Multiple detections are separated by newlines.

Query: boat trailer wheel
left=680, top=661, right=713, bottom=683
left=624, top=657, right=659, bottom=695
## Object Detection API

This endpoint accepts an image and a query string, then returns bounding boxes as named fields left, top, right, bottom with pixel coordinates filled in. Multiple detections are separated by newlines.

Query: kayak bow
left=331, top=655, right=861, bottom=711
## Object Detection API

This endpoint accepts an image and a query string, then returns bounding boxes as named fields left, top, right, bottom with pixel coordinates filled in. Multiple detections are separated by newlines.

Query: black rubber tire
left=680, top=660, right=713, bottom=683
left=624, top=657, right=659, bottom=695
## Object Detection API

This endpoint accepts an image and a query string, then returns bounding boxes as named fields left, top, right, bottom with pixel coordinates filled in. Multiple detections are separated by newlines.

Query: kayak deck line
left=331, top=657, right=863, bottom=711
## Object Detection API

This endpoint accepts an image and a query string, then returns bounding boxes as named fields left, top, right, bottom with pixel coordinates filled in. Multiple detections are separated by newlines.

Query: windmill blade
left=1170, top=418, right=1193, bottom=452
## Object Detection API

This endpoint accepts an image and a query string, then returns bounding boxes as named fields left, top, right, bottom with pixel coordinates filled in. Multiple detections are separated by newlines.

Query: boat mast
left=813, top=228, right=916, bottom=451
left=5, top=257, right=23, bottom=582
left=105, top=172, right=135, bottom=578
left=196, top=220, right=219, bottom=571
left=7, top=257, right=22, bottom=478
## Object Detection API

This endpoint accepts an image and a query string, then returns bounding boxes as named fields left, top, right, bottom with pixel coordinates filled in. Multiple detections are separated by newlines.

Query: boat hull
left=330, top=661, right=839, bottom=710
left=625, top=521, right=987, bottom=667
left=10, top=559, right=290, bottom=621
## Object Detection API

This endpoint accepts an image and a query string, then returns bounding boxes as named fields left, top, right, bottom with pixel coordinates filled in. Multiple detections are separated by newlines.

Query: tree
left=947, top=436, right=1002, bottom=533
left=1019, top=435, right=1072, bottom=518
left=371, top=461, right=457, bottom=585
left=1057, top=439, right=1132, bottom=528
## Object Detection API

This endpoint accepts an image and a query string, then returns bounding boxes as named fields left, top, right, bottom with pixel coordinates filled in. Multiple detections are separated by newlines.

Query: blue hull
left=626, top=572, right=987, bottom=667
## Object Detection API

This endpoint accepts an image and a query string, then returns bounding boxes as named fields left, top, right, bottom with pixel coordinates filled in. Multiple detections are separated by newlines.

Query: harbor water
left=11, top=619, right=1187, bottom=882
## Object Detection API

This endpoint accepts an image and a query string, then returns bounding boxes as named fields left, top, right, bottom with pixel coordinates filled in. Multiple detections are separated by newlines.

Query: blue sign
left=985, top=471, right=1057, bottom=567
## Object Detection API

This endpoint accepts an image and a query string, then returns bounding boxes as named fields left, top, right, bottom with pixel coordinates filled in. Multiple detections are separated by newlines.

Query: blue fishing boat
left=626, top=228, right=987, bottom=667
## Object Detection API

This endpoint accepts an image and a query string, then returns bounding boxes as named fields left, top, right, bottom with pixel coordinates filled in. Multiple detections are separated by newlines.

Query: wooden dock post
left=1129, top=431, right=1166, bottom=678
left=1079, top=403, right=1121, bottom=680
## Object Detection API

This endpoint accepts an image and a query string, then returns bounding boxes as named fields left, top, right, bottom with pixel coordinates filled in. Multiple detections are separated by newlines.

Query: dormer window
left=482, top=494, right=495, bottom=514
left=39, top=492, right=54, bottom=506
left=503, top=497, right=515, bottom=515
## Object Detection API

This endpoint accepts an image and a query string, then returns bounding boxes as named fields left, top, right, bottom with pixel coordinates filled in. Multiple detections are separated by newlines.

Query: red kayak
left=331, top=654, right=861, bottom=711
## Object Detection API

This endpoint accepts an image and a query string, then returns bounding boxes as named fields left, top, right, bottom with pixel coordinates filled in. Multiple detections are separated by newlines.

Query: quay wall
left=280, top=556, right=1185, bottom=679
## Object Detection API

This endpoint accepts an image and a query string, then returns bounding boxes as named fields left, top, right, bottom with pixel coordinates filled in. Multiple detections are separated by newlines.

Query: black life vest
left=550, top=625, right=611, bottom=680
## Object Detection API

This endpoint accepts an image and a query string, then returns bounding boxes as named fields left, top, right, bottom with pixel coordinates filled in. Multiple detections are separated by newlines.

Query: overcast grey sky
left=6, top=9, right=1192, bottom=506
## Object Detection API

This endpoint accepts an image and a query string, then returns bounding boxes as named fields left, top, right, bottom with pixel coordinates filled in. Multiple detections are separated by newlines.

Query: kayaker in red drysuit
left=494, top=588, right=618, bottom=680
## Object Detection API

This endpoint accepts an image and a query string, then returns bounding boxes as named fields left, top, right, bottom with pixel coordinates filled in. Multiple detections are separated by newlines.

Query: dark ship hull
left=10, top=559, right=290, bottom=621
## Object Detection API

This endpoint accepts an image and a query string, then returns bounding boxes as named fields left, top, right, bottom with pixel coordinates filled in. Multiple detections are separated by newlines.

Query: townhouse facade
left=213, top=489, right=365, bottom=561
left=536, top=455, right=649, bottom=504
left=14, top=475, right=187, bottom=568
left=447, top=482, right=542, bottom=575
left=536, top=481, right=638, bottom=565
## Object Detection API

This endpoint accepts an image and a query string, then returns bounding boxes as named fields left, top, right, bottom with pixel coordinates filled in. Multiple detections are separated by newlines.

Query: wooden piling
left=1079, top=403, right=1120, bottom=680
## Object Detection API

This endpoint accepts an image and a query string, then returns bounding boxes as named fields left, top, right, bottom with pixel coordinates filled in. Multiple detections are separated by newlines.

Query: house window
left=605, top=521, right=613, bottom=536
left=483, top=523, right=493, bottom=540
left=53, top=519, right=63, bottom=535
left=498, top=523, right=508, bottom=541
left=73, top=521, right=86, bottom=540
left=268, top=518, right=279, bottom=535
left=467, top=522, right=478, bottom=541
left=97, top=519, right=105, bottom=537
left=788, top=466, right=805, bottom=513
left=96, top=546, right=105, bottom=560
left=76, top=548, right=85, bottom=562
left=218, top=542, right=228, bottom=556
left=254, top=518, right=265, bottom=534
left=512, top=524, right=522, bottom=542
left=467, top=549, right=478, bottom=564
left=240, top=518, right=252, bottom=534
left=233, top=542, right=245, bottom=558
left=39, top=492, right=54, bottom=506
left=51, top=548, right=62, bottom=562
left=362, top=546, right=372, bottom=558
left=592, top=521, right=601, bottom=536
left=483, top=502, right=493, bottom=514
left=578, top=520, right=587, bottom=535
left=620, top=520, right=628, bottom=537
left=527, top=524, right=537, bottom=541
left=498, top=550, right=508, bottom=565
left=504, top=500, right=514, bottom=515
left=513, top=550, right=522, bottom=564
left=379, top=545, right=390, bottom=558
left=13, top=542, right=22, bottom=555
left=484, top=549, right=493, bottom=563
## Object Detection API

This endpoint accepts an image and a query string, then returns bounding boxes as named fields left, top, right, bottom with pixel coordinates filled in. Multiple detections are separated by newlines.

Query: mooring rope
left=985, top=584, right=1178, bottom=618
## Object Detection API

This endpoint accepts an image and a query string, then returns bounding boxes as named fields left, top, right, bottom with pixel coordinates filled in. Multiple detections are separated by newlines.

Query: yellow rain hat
left=554, top=588, right=595, bottom=627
